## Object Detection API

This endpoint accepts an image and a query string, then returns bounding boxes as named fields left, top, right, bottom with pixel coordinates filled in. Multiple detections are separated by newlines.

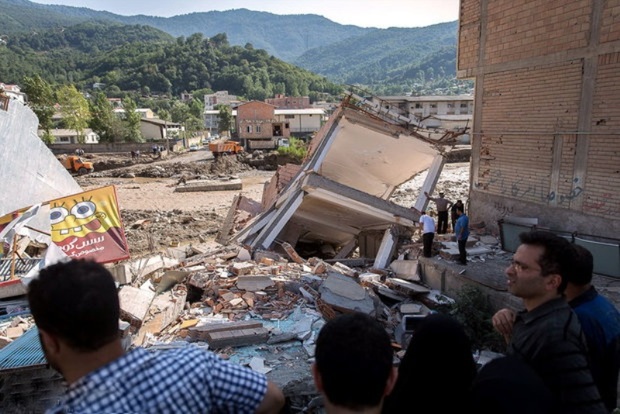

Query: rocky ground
left=75, top=150, right=470, bottom=257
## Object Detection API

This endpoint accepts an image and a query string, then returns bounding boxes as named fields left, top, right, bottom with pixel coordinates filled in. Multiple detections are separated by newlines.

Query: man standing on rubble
left=312, top=312, right=397, bottom=414
left=418, top=210, right=436, bottom=258
left=27, top=259, right=285, bottom=414
left=424, top=191, right=452, bottom=234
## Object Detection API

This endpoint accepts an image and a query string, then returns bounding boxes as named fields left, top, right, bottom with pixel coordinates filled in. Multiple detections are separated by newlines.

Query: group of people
left=418, top=191, right=468, bottom=264
left=313, top=230, right=620, bottom=414
left=26, top=228, right=620, bottom=413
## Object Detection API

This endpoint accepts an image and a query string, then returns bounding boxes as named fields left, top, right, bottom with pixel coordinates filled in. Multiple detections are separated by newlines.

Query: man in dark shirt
left=492, top=231, right=606, bottom=413
left=564, top=244, right=620, bottom=412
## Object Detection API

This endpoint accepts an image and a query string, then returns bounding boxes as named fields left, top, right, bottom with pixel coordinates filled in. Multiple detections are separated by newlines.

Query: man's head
left=28, top=259, right=120, bottom=355
left=505, top=231, right=572, bottom=307
left=439, top=192, right=445, bottom=197
left=456, top=206, right=464, bottom=215
left=313, top=312, right=396, bottom=412
left=567, top=244, right=594, bottom=286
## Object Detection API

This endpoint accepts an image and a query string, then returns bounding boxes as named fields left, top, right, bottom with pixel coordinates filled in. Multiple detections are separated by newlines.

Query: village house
left=235, top=101, right=289, bottom=150
left=38, top=128, right=99, bottom=144
left=0, top=83, right=26, bottom=104
left=140, top=118, right=183, bottom=142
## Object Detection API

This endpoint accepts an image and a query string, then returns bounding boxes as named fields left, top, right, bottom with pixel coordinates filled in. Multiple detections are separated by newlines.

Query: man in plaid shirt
left=28, top=259, right=285, bottom=414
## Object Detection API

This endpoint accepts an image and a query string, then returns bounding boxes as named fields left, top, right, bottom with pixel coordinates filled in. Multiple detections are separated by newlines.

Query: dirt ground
left=75, top=150, right=470, bottom=257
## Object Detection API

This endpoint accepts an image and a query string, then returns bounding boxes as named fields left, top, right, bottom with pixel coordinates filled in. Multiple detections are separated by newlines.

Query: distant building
left=112, top=108, right=155, bottom=119
left=372, top=95, right=474, bottom=130
left=0, top=83, right=26, bottom=104
left=204, top=91, right=240, bottom=110
left=140, top=118, right=183, bottom=141
left=235, top=101, right=289, bottom=150
left=274, top=108, right=325, bottom=135
left=180, top=92, right=193, bottom=102
left=265, top=94, right=310, bottom=109
left=40, top=128, right=99, bottom=144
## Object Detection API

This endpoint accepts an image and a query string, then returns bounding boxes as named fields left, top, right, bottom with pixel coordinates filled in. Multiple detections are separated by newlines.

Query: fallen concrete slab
left=319, top=272, right=374, bottom=314
left=175, top=178, right=242, bottom=192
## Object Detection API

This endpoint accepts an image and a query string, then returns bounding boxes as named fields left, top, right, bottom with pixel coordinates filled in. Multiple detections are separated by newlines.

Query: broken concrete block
left=119, top=286, right=156, bottom=327
left=237, top=248, right=252, bottom=261
left=385, top=278, right=430, bottom=295
left=319, top=272, right=374, bottom=314
left=358, top=273, right=382, bottom=284
left=399, top=303, right=423, bottom=314
left=331, top=262, right=356, bottom=278
left=230, top=262, right=256, bottom=276
left=133, top=285, right=188, bottom=346
left=229, top=298, right=245, bottom=307
left=389, top=260, right=420, bottom=281
left=220, top=292, right=236, bottom=302
left=259, top=257, right=275, bottom=266
left=236, top=275, right=274, bottom=292
left=313, top=262, right=327, bottom=274
left=189, top=321, right=268, bottom=348
left=175, top=178, right=242, bottom=192
left=249, top=356, right=272, bottom=374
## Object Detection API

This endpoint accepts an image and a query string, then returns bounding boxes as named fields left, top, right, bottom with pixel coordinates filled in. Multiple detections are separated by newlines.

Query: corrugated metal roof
left=0, top=326, right=47, bottom=372
left=0, top=258, right=41, bottom=281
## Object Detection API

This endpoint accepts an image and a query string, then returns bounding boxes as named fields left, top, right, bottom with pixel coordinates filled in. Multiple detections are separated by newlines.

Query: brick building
left=236, top=101, right=290, bottom=150
left=458, top=0, right=620, bottom=242
left=265, top=94, right=311, bottom=109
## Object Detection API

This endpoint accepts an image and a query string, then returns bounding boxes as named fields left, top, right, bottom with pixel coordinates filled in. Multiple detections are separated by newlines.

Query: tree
left=122, top=97, right=142, bottom=142
left=56, top=84, right=90, bottom=143
left=89, top=92, right=116, bottom=142
left=217, top=104, right=232, bottom=135
left=22, top=75, right=55, bottom=140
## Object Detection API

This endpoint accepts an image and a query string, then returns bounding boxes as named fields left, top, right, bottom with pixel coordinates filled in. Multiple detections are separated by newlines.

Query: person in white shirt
left=418, top=210, right=436, bottom=258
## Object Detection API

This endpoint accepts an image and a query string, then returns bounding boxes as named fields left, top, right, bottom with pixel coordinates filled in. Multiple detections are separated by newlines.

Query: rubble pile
left=120, top=209, right=223, bottom=256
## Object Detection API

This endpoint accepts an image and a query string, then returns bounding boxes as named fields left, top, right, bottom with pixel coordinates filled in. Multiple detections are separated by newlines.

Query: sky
left=31, top=0, right=460, bottom=29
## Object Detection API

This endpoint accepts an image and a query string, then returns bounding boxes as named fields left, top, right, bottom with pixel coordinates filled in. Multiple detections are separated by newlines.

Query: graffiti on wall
left=476, top=170, right=583, bottom=205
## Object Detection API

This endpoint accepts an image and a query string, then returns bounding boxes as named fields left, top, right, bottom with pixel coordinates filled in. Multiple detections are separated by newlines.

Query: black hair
left=567, top=244, right=594, bottom=286
left=383, top=313, right=477, bottom=413
left=315, top=312, right=393, bottom=410
left=27, top=259, right=120, bottom=352
left=518, top=231, right=573, bottom=293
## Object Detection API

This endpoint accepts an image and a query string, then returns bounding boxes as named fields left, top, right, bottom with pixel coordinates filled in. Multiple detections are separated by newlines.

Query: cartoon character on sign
left=50, top=188, right=130, bottom=263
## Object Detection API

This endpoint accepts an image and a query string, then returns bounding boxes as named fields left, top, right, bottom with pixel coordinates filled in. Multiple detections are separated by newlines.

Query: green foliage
left=438, top=285, right=505, bottom=352
left=121, top=97, right=143, bottom=142
left=217, top=105, right=232, bottom=134
left=56, top=84, right=90, bottom=142
left=277, top=137, right=307, bottom=163
left=89, top=92, right=116, bottom=142
left=22, top=74, right=55, bottom=135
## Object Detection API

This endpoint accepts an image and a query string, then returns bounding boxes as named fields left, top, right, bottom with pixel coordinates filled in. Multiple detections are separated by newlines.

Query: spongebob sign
left=49, top=186, right=130, bottom=263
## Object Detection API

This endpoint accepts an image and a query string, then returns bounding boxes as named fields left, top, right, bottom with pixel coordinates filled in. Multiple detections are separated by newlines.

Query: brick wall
left=237, top=102, right=275, bottom=139
left=459, top=0, right=620, bottom=238
left=484, top=0, right=590, bottom=66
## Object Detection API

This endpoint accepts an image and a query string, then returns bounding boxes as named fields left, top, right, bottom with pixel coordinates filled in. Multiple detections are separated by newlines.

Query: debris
left=319, top=273, right=374, bottom=314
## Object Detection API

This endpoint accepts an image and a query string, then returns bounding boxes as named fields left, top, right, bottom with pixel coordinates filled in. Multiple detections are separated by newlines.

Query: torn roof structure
left=233, top=92, right=462, bottom=259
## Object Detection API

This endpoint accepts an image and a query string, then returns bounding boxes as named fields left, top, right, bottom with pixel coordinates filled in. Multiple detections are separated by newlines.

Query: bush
left=438, top=285, right=505, bottom=352
left=277, top=137, right=307, bottom=163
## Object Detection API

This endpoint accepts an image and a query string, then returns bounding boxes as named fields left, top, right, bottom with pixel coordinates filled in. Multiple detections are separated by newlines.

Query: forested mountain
left=0, top=0, right=371, bottom=62
left=0, top=22, right=341, bottom=100
left=0, top=0, right=470, bottom=95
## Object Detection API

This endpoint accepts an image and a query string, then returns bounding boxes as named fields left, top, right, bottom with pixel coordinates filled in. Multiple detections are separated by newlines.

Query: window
left=285, top=114, right=295, bottom=119
left=430, top=104, right=437, bottom=108
left=447, top=103, right=454, bottom=108
left=460, top=103, right=468, bottom=108
left=256, top=125, right=261, bottom=133
left=246, top=125, right=252, bottom=133
left=59, top=137, right=70, bottom=143
left=285, top=123, right=290, bottom=129
left=415, top=103, right=422, bottom=109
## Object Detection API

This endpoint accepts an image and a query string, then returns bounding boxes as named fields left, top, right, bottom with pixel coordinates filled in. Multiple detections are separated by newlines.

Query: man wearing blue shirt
left=453, top=206, right=469, bottom=265
left=27, top=259, right=285, bottom=414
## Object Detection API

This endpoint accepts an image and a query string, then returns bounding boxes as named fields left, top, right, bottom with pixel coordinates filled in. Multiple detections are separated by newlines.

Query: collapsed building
left=221, top=91, right=467, bottom=267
